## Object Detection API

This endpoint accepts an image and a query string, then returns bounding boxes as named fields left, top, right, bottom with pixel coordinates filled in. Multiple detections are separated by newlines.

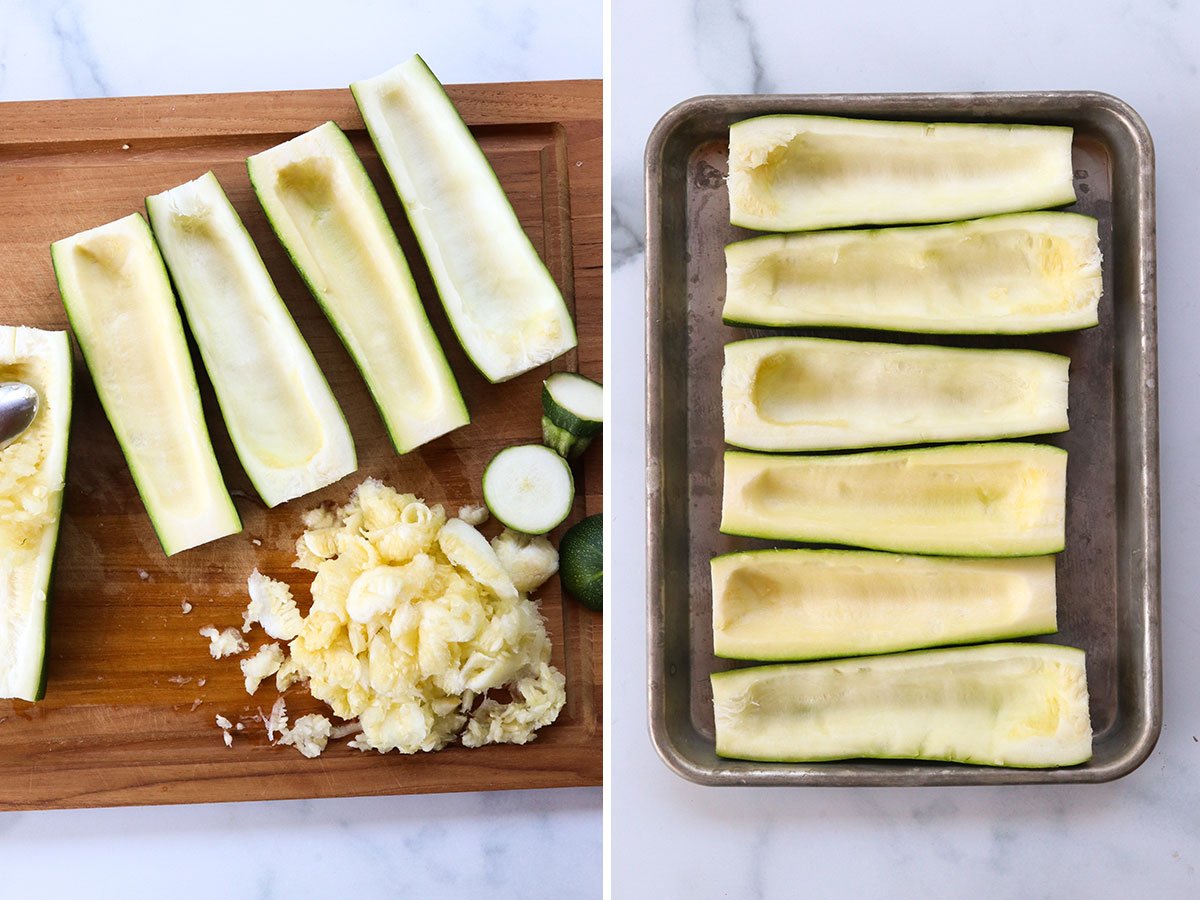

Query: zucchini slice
left=724, top=212, right=1102, bottom=333
left=351, top=55, right=577, bottom=383
left=247, top=121, right=468, bottom=454
left=711, top=549, right=1057, bottom=661
left=542, top=372, right=603, bottom=458
left=728, top=115, right=1076, bottom=231
left=52, top=213, right=242, bottom=555
left=483, top=444, right=574, bottom=535
left=712, top=643, right=1092, bottom=767
left=147, top=171, right=357, bottom=507
left=0, top=327, right=71, bottom=700
left=721, top=443, right=1066, bottom=556
left=723, top=336, right=1069, bottom=451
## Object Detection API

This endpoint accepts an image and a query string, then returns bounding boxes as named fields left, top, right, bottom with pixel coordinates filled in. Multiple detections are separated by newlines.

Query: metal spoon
left=0, top=382, right=39, bottom=451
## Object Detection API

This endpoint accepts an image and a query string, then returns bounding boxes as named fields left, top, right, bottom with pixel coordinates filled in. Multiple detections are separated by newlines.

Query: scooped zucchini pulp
left=352, top=55, right=577, bottom=383
left=724, top=212, right=1102, bottom=333
left=248, top=122, right=468, bottom=454
left=0, top=328, right=72, bottom=701
left=147, top=171, right=357, bottom=507
left=728, top=115, right=1076, bottom=231
left=712, top=643, right=1092, bottom=767
left=52, top=213, right=242, bottom=555
left=723, top=336, right=1069, bottom=451
left=721, top=443, right=1067, bottom=557
left=711, top=550, right=1057, bottom=661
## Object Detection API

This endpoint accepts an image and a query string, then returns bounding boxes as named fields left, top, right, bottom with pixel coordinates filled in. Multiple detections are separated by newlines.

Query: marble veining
left=693, top=0, right=773, bottom=95
left=0, top=2, right=600, bottom=898
left=46, top=1, right=110, bottom=97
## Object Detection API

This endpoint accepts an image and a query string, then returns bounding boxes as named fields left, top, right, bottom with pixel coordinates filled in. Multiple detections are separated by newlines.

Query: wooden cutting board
left=0, top=79, right=602, bottom=809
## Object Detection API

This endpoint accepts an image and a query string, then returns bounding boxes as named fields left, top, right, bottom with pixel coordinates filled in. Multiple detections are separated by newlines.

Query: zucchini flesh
left=147, top=172, right=357, bottom=507
left=352, top=55, right=577, bottom=383
left=0, top=327, right=71, bottom=700
left=52, top=213, right=241, bottom=555
left=247, top=122, right=467, bottom=454
left=483, top=444, right=574, bottom=535
left=723, top=336, right=1069, bottom=451
left=721, top=443, right=1066, bottom=556
left=724, top=212, right=1101, bottom=333
left=712, top=643, right=1092, bottom=767
left=728, top=115, right=1076, bottom=231
left=711, top=549, right=1057, bottom=661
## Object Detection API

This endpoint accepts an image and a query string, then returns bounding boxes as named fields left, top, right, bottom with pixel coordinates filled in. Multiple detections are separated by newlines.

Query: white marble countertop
left=0, top=2, right=600, bottom=898
left=613, top=0, right=1199, bottom=897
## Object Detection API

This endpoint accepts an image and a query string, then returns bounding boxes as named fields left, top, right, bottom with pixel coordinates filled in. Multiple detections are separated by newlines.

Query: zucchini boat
left=712, top=643, right=1092, bottom=767
left=351, top=55, right=577, bottom=383
left=147, top=171, right=357, bottom=507
left=711, top=549, right=1057, bottom=661
left=247, top=122, right=468, bottom=454
left=0, top=327, right=72, bottom=700
left=721, top=443, right=1067, bottom=556
left=728, top=115, right=1076, bottom=231
left=722, top=336, right=1069, bottom=451
left=723, top=212, right=1102, bottom=333
left=52, top=213, right=241, bottom=555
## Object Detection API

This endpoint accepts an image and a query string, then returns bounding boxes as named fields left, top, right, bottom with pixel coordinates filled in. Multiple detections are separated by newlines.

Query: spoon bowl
left=0, top=382, right=40, bottom=451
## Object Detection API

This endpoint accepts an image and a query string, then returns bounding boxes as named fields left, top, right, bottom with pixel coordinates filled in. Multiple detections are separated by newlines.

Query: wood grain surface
left=0, top=79, right=602, bottom=809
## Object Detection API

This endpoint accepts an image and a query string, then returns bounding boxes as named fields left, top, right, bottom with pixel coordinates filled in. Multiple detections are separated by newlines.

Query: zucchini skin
left=32, top=338, right=73, bottom=702
left=721, top=316, right=1101, bottom=335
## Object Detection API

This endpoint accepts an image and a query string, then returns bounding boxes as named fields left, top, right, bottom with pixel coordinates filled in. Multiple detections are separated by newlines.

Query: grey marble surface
left=613, top=0, right=1199, bottom=897
left=0, top=2, right=601, bottom=897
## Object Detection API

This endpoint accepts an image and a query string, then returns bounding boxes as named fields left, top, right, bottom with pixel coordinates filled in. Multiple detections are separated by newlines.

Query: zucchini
left=542, top=372, right=603, bottom=459
left=728, top=115, right=1076, bottom=231
left=711, top=549, right=1057, bottom=661
left=483, top=444, right=574, bottom=535
left=559, top=514, right=602, bottom=611
left=51, top=213, right=241, bottom=555
left=723, top=212, right=1102, bottom=333
left=147, top=171, right=357, bottom=507
left=723, top=336, right=1069, bottom=451
left=0, top=327, right=72, bottom=700
left=712, top=643, right=1092, bottom=767
left=247, top=121, right=468, bottom=454
left=721, top=443, right=1066, bottom=556
left=351, top=55, right=577, bottom=383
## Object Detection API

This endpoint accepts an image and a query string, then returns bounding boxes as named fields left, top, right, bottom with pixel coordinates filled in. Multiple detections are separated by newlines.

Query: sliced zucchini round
left=483, top=444, right=574, bottom=535
left=542, top=372, right=604, bottom=459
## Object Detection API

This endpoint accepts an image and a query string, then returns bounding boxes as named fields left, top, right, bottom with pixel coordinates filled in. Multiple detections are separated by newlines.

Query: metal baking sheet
left=645, top=91, right=1160, bottom=786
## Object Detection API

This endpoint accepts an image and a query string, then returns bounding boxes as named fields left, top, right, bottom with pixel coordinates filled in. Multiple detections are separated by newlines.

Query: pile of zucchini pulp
left=1, top=55, right=600, bottom=702
left=712, top=115, right=1101, bottom=768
